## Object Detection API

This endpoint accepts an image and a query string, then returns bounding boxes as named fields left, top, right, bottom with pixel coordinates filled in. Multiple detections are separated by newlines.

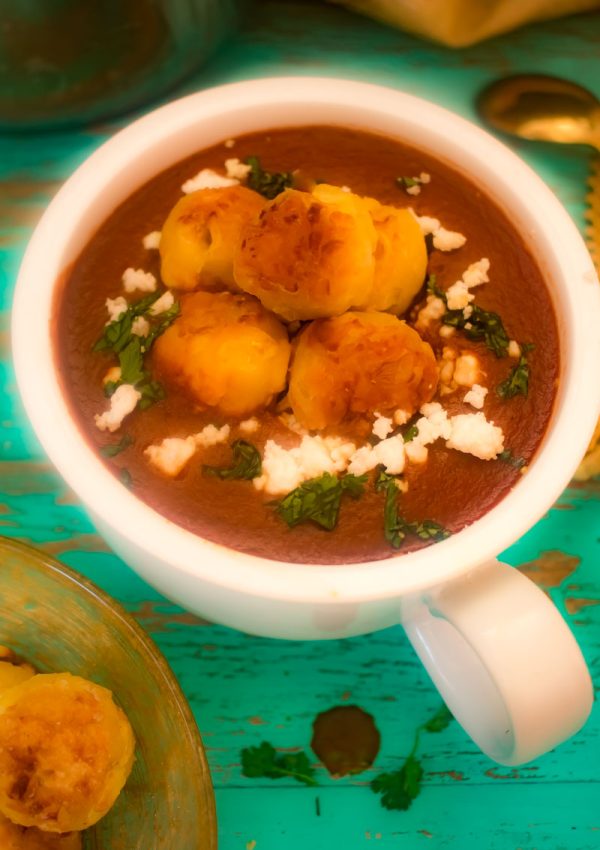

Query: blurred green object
left=0, top=0, right=243, bottom=130
left=0, top=536, right=217, bottom=849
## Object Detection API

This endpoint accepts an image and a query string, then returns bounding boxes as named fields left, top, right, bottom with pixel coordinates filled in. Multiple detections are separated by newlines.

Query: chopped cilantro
left=443, top=304, right=509, bottom=358
left=203, top=440, right=262, bottom=481
left=119, top=468, right=133, bottom=488
left=497, top=449, right=526, bottom=469
left=275, top=472, right=367, bottom=531
left=94, top=292, right=180, bottom=409
left=371, top=756, right=423, bottom=811
left=422, top=703, right=453, bottom=733
left=497, top=345, right=533, bottom=399
left=245, top=155, right=293, bottom=199
left=371, top=703, right=453, bottom=811
left=396, top=176, right=419, bottom=189
left=427, top=276, right=510, bottom=358
left=100, top=434, right=133, bottom=458
left=241, top=742, right=317, bottom=787
left=403, top=424, right=419, bottom=443
left=375, top=468, right=449, bottom=549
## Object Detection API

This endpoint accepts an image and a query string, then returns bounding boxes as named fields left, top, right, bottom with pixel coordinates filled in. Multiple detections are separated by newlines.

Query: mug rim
left=11, top=76, right=600, bottom=605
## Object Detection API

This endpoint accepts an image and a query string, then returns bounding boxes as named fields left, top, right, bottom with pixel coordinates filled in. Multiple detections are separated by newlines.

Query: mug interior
left=12, top=78, right=600, bottom=605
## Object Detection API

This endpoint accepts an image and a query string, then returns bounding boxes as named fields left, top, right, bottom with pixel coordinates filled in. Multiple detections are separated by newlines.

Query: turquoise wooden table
left=1, top=2, right=600, bottom=847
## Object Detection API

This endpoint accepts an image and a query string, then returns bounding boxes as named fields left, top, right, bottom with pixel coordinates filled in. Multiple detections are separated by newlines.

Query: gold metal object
left=477, top=74, right=600, bottom=480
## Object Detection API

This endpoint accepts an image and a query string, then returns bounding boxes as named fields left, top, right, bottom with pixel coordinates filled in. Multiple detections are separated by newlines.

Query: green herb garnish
left=371, top=703, right=453, bottom=811
left=396, top=176, right=419, bottom=189
left=276, top=472, right=367, bottom=531
left=497, top=345, right=533, bottom=399
left=119, top=468, right=133, bottom=488
left=94, top=293, right=180, bottom=409
left=245, top=155, right=294, bottom=199
left=403, top=424, right=419, bottom=443
left=100, top=434, right=134, bottom=458
left=426, top=275, right=510, bottom=358
left=498, top=449, right=526, bottom=469
left=375, top=468, right=449, bottom=549
left=203, top=440, right=262, bottom=481
left=241, top=742, right=317, bottom=787
left=443, top=305, right=509, bottom=358
left=371, top=756, right=423, bottom=811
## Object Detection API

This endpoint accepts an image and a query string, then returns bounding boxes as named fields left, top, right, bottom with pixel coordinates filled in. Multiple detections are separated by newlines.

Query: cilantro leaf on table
left=241, top=742, right=317, bottom=787
left=203, top=440, right=262, bottom=481
left=275, top=472, right=367, bottom=531
left=422, top=703, right=453, bottom=733
left=245, top=155, right=294, bottom=199
left=371, top=755, right=424, bottom=811
left=100, top=434, right=134, bottom=458
left=497, top=345, right=533, bottom=399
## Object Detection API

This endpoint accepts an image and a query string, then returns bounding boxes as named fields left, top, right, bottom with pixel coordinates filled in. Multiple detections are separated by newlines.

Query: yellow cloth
left=327, top=0, right=600, bottom=46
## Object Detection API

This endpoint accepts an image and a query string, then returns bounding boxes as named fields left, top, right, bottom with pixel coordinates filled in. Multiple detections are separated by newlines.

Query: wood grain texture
left=1, top=2, right=600, bottom=847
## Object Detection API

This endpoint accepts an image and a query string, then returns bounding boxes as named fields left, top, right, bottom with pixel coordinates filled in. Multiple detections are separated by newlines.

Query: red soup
left=55, top=126, right=559, bottom=564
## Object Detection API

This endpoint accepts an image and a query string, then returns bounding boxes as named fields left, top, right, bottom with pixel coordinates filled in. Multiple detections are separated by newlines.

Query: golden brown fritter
left=233, top=185, right=378, bottom=321
left=153, top=290, right=291, bottom=417
left=363, top=199, right=427, bottom=313
left=0, top=661, right=35, bottom=696
left=288, top=312, right=438, bottom=430
left=0, top=674, right=135, bottom=834
left=0, top=813, right=81, bottom=849
left=160, top=185, right=265, bottom=292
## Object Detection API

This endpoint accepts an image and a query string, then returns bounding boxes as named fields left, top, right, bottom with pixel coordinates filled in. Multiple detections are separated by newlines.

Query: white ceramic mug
left=12, top=78, right=600, bottom=765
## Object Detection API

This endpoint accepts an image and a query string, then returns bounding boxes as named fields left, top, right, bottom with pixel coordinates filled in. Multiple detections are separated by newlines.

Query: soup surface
left=56, top=126, right=559, bottom=564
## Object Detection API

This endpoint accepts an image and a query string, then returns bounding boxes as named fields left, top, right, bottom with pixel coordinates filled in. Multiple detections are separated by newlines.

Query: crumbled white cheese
left=453, top=353, right=480, bottom=388
left=225, top=157, right=252, bottom=180
left=279, top=412, right=309, bottom=436
left=393, top=409, right=410, bottom=426
left=508, top=340, right=521, bottom=359
left=416, top=295, right=446, bottom=331
left=94, top=384, right=141, bottom=433
left=239, top=417, right=259, bottom=434
left=103, top=366, right=122, bottom=385
left=446, top=412, right=504, bottom=460
left=414, top=402, right=452, bottom=445
left=340, top=185, right=352, bottom=193
left=347, top=435, right=405, bottom=477
left=404, top=441, right=428, bottom=464
left=445, top=258, right=490, bottom=310
left=396, top=478, right=409, bottom=493
left=419, top=172, right=431, bottom=184
left=433, top=227, right=467, bottom=252
left=464, top=383, right=488, bottom=410
left=195, top=424, right=231, bottom=448
left=409, top=209, right=465, bottom=252
left=406, top=184, right=421, bottom=196
left=224, top=138, right=236, bottom=149
left=148, top=290, right=175, bottom=316
left=182, top=168, right=239, bottom=193
left=131, top=316, right=150, bottom=337
left=122, top=267, right=157, bottom=294
left=106, top=296, right=128, bottom=323
left=412, top=212, right=440, bottom=235
left=145, top=436, right=197, bottom=477
left=372, top=412, right=394, bottom=440
left=254, top=435, right=357, bottom=495
left=439, top=325, right=455, bottom=339
left=142, top=230, right=161, bottom=250
left=463, top=305, right=474, bottom=319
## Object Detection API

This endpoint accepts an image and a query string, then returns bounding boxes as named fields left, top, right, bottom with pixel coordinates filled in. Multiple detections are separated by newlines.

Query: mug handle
left=404, top=559, right=593, bottom=765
